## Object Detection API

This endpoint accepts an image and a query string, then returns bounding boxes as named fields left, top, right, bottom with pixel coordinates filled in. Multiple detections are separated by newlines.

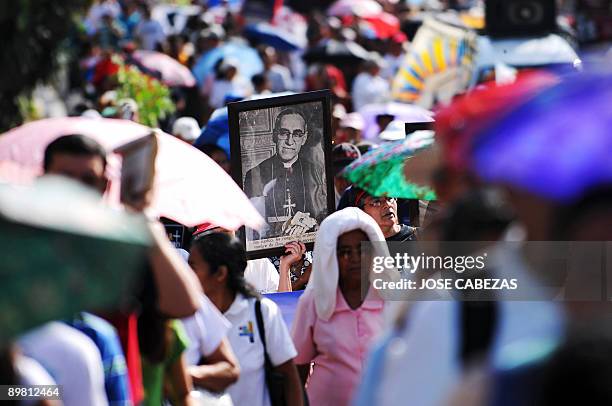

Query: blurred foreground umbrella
left=342, top=130, right=437, bottom=200
left=435, top=72, right=559, bottom=172
left=470, top=73, right=612, bottom=203
left=303, top=39, right=370, bottom=65
left=244, top=23, right=307, bottom=52
left=0, top=117, right=264, bottom=230
left=132, top=50, right=196, bottom=87
left=0, top=176, right=151, bottom=341
left=328, top=0, right=382, bottom=17
left=192, top=41, right=264, bottom=84
left=359, top=101, right=434, bottom=140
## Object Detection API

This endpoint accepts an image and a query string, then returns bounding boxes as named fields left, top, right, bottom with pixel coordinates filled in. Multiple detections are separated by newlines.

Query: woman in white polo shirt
left=188, top=232, right=304, bottom=406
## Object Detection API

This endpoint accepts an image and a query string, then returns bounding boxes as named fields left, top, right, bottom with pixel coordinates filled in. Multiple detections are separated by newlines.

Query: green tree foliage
left=0, top=0, right=92, bottom=132
left=113, top=56, right=176, bottom=128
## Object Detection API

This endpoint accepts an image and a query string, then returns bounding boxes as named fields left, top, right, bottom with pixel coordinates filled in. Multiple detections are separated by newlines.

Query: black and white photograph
left=228, top=91, right=335, bottom=257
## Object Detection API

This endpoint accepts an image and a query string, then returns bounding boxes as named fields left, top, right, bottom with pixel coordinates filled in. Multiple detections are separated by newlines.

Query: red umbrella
left=328, top=0, right=382, bottom=18
left=434, top=72, right=560, bottom=172
left=132, top=50, right=196, bottom=88
left=0, top=117, right=263, bottom=230
left=363, top=12, right=401, bottom=39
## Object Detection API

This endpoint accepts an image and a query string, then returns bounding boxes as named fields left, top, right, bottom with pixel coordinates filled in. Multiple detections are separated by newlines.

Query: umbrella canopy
left=328, top=0, right=383, bottom=17
left=435, top=72, right=560, bottom=172
left=194, top=106, right=229, bottom=154
left=469, top=73, right=612, bottom=203
left=303, top=39, right=370, bottom=65
left=392, top=34, right=476, bottom=104
left=362, top=13, right=401, bottom=40
left=192, top=41, right=264, bottom=84
left=244, top=23, right=307, bottom=52
left=0, top=117, right=264, bottom=230
left=132, top=50, right=196, bottom=87
left=0, top=176, right=151, bottom=341
left=342, top=130, right=437, bottom=200
left=359, top=101, right=434, bottom=140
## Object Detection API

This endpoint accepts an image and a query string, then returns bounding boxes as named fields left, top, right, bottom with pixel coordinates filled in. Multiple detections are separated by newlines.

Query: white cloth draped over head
left=306, top=207, right=397, bottom=321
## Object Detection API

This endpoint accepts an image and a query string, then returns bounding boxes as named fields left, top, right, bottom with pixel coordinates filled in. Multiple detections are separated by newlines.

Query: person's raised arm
left=279, top=241, right=306, bottom=292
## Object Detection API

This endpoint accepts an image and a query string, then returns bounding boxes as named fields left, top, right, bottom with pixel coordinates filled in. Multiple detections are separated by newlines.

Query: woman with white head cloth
left=291, top=207, right=396, bottom=406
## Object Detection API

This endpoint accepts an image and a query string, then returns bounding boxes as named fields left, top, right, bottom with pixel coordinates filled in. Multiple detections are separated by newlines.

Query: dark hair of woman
left=191, top=232, right=260, bottom=299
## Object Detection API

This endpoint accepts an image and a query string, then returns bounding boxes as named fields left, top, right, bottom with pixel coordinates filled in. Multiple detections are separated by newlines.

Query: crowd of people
left=2, top=0, right=612, bottom=406
left=58, top=0, right=445, bottom=147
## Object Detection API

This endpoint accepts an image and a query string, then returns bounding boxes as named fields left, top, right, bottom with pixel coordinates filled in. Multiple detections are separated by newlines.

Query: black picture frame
left=228, top=90, right=335, bottom=259
left=405, top=121, right=434, bottom=135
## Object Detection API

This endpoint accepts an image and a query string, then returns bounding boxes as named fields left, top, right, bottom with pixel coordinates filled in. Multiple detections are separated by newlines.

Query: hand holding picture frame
left=114, top=132, right=158, bottom=211
left=228, top=90, right=335, bottom=259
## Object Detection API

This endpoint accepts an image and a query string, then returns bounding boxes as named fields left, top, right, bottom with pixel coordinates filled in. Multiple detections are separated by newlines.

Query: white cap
left=100, top=90, right=117, bottom=106
left=172, top=117, right=201, bottom=142
left=378, top=120, right=406, bottom=141
left=332, top=103, right=347, bottom=120
left=219, top=57, right=239, bottom=73
left=81, top=109, right=102, bottom=119
left=340, top=112, right=365, bottom=131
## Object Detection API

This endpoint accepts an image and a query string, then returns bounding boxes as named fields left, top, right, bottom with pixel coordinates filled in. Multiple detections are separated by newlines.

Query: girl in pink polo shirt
left=291, top=207, right=395, bottom=406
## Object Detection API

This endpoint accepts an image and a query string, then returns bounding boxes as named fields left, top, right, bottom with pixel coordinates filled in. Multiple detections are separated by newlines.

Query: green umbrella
left=342, top=131, right=438, bottom=200
left=0, top=176, right=152, bottom=341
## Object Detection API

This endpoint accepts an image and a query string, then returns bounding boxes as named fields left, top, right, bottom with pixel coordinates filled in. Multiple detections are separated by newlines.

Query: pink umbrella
left=328, top=0, right=383, bottom=18
left=132, top=50, right=196, bottom=88
left=0, top=117, right=263, bottom=230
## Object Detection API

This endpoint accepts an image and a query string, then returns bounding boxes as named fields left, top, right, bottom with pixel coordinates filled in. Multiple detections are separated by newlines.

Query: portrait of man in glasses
left=243, top=106, right=326, bottom=239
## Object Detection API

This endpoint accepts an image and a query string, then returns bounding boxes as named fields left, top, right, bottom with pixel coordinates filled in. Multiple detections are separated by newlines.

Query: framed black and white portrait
left=228, top=90, right=335, bottom=258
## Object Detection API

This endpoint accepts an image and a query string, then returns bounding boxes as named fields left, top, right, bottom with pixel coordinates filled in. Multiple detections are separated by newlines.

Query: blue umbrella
left=194, top=107, right=229, bottom=154
left=470, top=73, right=612, bottom=203
left=244, top=23, right=306, bottom=52
left=192, top=41, right=264, bottom=84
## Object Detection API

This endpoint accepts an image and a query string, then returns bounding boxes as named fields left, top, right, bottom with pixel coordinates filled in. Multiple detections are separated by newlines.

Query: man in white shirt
left=134, top=6, right=165, bottom=51
left=351, top=56, right=391, bottom=111
left=18, top=322, right=109, bottom=406
left=245, top=258, right=281, bottom=294
left=209, top=59, right=253, bottom=109
left=382, top=32, right=408, bottom=80
left=259, top=47, right=294, bottom=93
left=84, top=0, right=121, bottom=35
left=14, top=354, right=60, bottom=406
